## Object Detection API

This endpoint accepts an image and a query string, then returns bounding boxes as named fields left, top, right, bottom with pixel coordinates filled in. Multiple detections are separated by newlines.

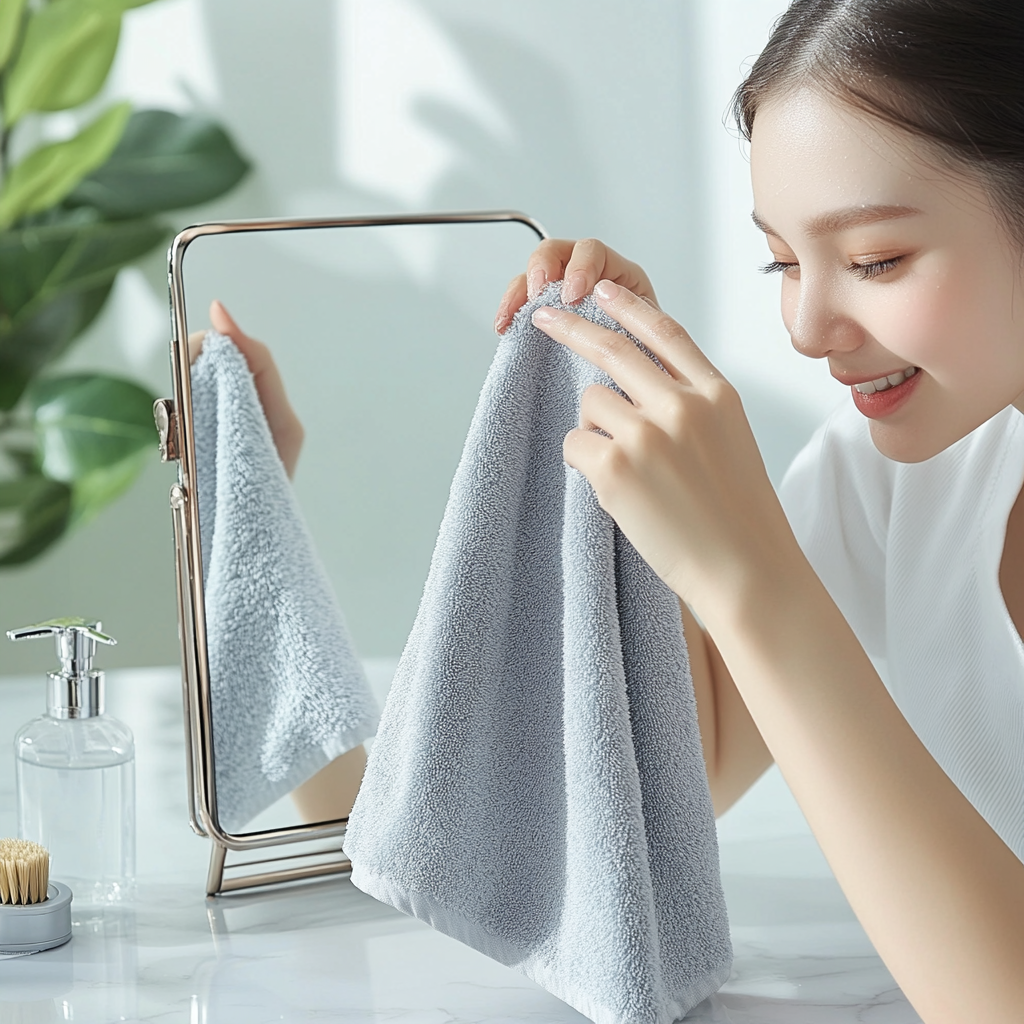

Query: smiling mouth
left=853, top=367, right=918, bottom=394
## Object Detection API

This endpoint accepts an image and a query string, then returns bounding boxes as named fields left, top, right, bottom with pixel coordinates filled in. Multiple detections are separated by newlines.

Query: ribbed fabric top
left=780, top=399, right=1024, bottom=863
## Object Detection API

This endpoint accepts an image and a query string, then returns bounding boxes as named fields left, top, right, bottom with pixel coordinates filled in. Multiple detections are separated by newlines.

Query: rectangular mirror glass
left=173, top=214, right=544, bottom=846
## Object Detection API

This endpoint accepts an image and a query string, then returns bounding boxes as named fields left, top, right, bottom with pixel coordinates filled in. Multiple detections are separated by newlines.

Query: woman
left=490, top=2, right=1024, bottom=1021
left=213, top=1, right=1024, bottom=1018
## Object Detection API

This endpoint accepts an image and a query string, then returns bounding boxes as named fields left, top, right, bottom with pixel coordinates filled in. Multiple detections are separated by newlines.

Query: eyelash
left=758, top=256, right=904, bottom=280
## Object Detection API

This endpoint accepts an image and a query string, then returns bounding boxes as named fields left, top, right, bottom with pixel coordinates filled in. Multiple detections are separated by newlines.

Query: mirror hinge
left=154, top=398, right=180, bottom=462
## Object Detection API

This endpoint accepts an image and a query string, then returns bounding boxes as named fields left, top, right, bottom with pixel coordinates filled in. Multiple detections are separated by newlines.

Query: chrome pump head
left=6, top=619, right=117, bottom=719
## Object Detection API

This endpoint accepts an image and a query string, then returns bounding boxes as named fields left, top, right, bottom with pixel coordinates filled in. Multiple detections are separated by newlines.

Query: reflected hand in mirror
left=188, top=298, right=367, bottom=824
left=188, top=299, right=306, bottom=479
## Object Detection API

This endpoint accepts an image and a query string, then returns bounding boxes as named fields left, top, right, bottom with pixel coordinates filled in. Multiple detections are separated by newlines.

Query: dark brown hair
left=733, top=0, right=1024, bottom=245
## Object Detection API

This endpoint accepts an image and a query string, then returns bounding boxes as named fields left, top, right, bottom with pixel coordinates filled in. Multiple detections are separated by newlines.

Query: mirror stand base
left=206, top=840, right=353, bottom=897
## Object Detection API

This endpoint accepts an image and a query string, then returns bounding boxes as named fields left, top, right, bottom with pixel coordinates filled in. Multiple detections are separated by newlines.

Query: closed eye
left=759, top=260, right=797, bottom=275
left=847, top=256, right=903, bottom=280
left=759, top=256, right=905, bottom=279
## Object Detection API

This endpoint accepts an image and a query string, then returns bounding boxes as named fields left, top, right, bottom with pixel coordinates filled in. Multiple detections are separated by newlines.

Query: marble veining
left=0, top=669, right=920, bottom=1023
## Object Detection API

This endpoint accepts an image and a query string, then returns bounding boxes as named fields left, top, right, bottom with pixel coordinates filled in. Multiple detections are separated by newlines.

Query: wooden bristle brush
left=0, top=838, right=50, bottom=905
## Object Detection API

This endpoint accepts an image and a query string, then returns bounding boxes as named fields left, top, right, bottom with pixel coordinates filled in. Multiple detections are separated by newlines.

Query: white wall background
left=0, top=0, right=846, bottom=674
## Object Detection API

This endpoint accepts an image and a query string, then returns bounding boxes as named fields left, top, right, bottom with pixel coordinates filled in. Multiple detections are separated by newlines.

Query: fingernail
left=561, top=271, right=587, bottom=305
left=527, top=268, right=546, bottom=300
left=532, top=307, right=556, bottom=327
left=494, top=307, right=509, bottom=334
left=594, top=279, right=619, bottom=302
left=211, top=299, right=236, bottom=328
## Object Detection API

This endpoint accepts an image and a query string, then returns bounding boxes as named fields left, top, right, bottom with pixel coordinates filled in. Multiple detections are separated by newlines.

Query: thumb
left=209, top=299, right=241, bottom=338
left=208, top=299, right=264, bottom=373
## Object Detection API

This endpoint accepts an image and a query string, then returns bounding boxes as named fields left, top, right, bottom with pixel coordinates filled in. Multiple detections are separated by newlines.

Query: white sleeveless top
left=779, top=399, right=1024, bottom=863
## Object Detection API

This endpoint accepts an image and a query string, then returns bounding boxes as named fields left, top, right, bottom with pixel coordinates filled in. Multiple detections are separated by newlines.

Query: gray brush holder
left=0, top=882, right=73, bottom=953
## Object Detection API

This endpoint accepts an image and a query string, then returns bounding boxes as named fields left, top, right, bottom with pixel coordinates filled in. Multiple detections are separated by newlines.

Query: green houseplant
left=0, top=0, right=249, bottom=565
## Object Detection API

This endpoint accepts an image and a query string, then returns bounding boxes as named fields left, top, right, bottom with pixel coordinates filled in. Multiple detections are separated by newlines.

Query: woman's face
left=750, top=86, right=1024, bottom=462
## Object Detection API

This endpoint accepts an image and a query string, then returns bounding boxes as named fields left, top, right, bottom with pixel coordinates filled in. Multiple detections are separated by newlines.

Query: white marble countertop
left=0, top=667, right=921, bottom=1023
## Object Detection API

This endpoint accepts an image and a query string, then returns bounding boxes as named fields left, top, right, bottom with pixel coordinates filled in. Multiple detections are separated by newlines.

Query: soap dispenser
left=7, top=619, right=136, bottom=904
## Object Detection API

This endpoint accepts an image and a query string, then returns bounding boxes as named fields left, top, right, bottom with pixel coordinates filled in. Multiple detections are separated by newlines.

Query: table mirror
left=158, top=212, right=546, bottom=895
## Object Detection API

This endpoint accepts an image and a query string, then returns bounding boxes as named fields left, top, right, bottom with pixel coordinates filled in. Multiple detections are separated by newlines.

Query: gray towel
left=191, top=331, right=380, bottom=833
left=342, top=283, right=732, bottom=1024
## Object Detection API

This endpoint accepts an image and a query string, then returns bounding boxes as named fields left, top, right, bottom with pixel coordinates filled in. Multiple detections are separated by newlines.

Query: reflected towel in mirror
left=191, top=331, right=380, bottom=833
left=342, top=283, right=732, bottom=1024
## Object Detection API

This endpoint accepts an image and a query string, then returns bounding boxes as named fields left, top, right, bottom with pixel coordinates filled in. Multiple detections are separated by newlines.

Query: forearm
left=704, top=548, right=1024, bottom=1024
left=680, top=599, right=773, bottom=814
left=680, top=600, right=719, bottom=776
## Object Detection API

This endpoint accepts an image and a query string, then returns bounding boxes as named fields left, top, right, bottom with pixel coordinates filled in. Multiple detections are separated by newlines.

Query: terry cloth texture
left=342, top=282, right=732, bottom=1024
left=191, top=331, right=380, bottom=833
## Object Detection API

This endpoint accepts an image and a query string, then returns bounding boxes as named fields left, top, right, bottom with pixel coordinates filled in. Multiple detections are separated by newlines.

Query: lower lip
left=850, top=370, right=922, bottom=419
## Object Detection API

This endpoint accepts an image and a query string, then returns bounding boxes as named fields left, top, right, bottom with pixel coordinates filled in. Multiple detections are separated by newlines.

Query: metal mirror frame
left=157, top=211, right=548, bottom=896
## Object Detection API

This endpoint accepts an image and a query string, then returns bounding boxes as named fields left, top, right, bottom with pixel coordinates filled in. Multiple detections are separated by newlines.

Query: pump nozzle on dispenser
left=7, top=619, right=116, bottom=719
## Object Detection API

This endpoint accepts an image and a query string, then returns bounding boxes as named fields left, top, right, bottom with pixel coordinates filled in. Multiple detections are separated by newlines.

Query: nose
left=784, top=275, right=866, bottom=361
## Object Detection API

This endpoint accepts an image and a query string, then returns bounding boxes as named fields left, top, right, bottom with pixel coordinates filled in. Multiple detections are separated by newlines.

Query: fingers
left=560, top=238, right=659, bottom=308
left=526, top=238, right=577, bottom=300
left=494, top=237, right=660, bottom=334
left=207, top=300, right=305, bottom=479
left=579, top=382, right=636, bottom=435
left=495, top=238, right=585, bottom=334
left=209, top=297, right=238, bottom=336
left=531, top=303, right=674, bottom=408
left=532, top=280, right=725, bottom=412
left=590, top=280, right=721, bottom=388
left=187, top=329, right=206, bottom=365
left=560, top=238, right=604, bottom=306
left=495, top=273, right=527, bottom=334
left=210, top=299, right=290, bottom=392
left=562, top=424, right=609, bottom=478
left=210, top=299, right=268, bottom=374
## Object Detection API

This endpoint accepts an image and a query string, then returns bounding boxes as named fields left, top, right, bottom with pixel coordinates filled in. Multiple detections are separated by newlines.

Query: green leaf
left=0, top=103, right=132, bottom=229
left=69, top=446, right=147, bottom=527
left=0, top=216, right=167, bottom=408
left=67, top=109, right=251, bottom=218
left=0, top=0, right=28, bottom=71
left=28, top=373, right=157, bottom=482
left=0, top=281, right=113, bottom=410
left=2, top=443, right=36, bottom=475
left=3, top=0, right=121, bottom=124
left=0, top=474, right=72, bottom=566
left=0, top=215, right=166, bottom=320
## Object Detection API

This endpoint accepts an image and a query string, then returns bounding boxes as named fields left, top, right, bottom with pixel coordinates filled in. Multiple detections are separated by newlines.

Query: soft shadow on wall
left=196, top=0, right=608, bottom=271
left=0, top=0, right=820, bottom=673
left=164, top=0, right=707, bottom=667
left=193, top=0, right=699, bottom=660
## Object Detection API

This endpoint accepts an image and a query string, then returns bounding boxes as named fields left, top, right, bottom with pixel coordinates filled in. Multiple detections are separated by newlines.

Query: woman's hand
left=531, top=279, right=800, bottom=615
left=188, top=300, right=305, bottom=480
left=494, top=238, right=659, bottom=333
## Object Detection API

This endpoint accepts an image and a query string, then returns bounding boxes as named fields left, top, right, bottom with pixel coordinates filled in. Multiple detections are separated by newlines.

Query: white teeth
left=854, top=366, right=917, bottom=394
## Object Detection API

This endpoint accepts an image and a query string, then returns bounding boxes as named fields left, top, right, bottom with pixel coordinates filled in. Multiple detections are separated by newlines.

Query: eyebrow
left=751, top=204, right=923, bottom=239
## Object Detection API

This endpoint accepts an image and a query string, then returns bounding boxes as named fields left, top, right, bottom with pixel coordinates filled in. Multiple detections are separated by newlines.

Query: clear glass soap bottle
left=7, top=620, right=136, bottom=904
